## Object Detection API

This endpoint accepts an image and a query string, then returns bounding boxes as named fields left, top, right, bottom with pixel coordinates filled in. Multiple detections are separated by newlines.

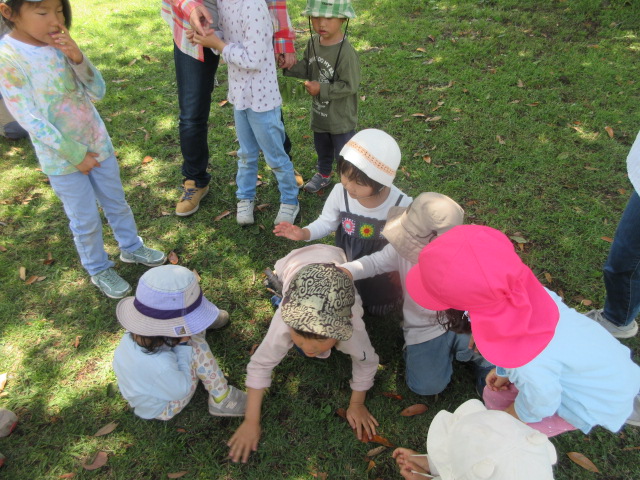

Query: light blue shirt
left=497, top=289, right=640, bottom=433
left=112, top=334, right=193, bottom=419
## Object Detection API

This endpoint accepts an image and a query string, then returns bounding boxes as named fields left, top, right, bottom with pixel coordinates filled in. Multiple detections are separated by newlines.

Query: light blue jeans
left=404, top=331, right=493, bottom=396
left=48, top=155, right=142, bottom=276
left=234, top=106, right=298, bottom=205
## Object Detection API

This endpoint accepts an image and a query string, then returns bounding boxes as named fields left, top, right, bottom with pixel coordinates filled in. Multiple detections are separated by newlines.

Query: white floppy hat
left=116, top=265, right=222, bottom=337
left=427, top=399, right=557, bottom=480
left=339, top=129, right=401, bottom=187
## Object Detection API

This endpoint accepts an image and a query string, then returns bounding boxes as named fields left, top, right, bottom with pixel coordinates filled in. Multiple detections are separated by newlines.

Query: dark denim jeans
left=173, top=43, right=219, bottom=188
left=603, top=191, right=640, bottom=326
left=313, top=130, right=355, bottom=176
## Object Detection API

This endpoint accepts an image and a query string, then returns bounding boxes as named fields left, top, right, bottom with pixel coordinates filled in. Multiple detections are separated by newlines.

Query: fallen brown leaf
left=336, top=408, right=347, bottom=419
left=411, top=113, right=426, bottom=117
left=367, top=446, right=387, bottom=457
left=214, top=210, right=231, bottom=221
left=423, top=156, right=432, bottom=164
left=310, top=472, right=328, bottom=480
left=58, top=474, right=75, bottom=479
left=256, top=203, right=271, bottom=212
left=618, top=188, right=627, bottom=195
left=580, top=299, right=593, bottom=306
left=605, top=126, right=614, bottom=138
left=167, top=472, right=189, bottom=479
left=94, top=421, right=118, bottom=437
left=0, top=245, right=6, bottom=252
left=622, top=446, right=640, bottom=451
left=601, top=236, right=613, bottom=243
left=517, top=79, right=524, bottom=88
left=370, top=434, right=395, bottom=447
left=416, top=47, right=426, bottom=52
left=496, top=135, right=506, bottom=145
left=176, top=428, right=187, bottom=433
left=74, top=336, right=81, bottom=349
left=82, top=451, right=108, bottom=471
left=400, top=404, right=428, bottom=417
left=544, top=272, right=553, bottom=284
left=168, top=251, right=179, bottom=264
left=382, top=392, right=403, bottom=400
left=249, top=343, right=259, bottom=355
left=44, top=252, right=55, bottom=265
left=227, top=150, right=238, bottom=156
left=25, top=275, right=39, bottom=285
left=366, top=460, right=376, bottom=472
left=218, top=100, right=228, bottom=107
left=19, top=266, right=26, bottom=281
left=567, top=452, right=599, bottom=473
left=142, top=155, right=153, bottom=164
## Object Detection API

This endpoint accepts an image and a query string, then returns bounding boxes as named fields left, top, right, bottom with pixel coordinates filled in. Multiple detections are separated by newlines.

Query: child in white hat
left=283, top=0, right=359, bottom=194
left=392, top=399, right=558, bottom=480
left=340, top=193, right=493, bottom=397
left=274, top=128, right=412, bottom=315
left=112, top=265, right=246, bottom=420
left=227, top=244, right=380, bottom=463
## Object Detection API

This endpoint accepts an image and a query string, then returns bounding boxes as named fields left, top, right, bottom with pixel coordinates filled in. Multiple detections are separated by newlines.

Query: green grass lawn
left=1, top=0, right=639, bottom=478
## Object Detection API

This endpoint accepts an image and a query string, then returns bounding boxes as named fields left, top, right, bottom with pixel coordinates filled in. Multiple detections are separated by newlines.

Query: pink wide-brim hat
left=406, top=225, right=559, bottom=368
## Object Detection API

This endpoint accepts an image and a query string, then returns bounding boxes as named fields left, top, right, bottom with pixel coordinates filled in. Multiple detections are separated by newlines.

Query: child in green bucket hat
left=283, top=0, right=359, bottom=194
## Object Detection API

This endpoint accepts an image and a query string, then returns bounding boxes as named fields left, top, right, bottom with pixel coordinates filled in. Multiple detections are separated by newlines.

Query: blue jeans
left=404, top=331, right=492, bottom=396
left=313, top=131, right=355, bottom=176
left=48, top=155, right=142, bottom=276
left=603, top=191, right=640, bottom=326
left=173, top=43, right=219, bottom=188
left=234, top=107, right=299, bottom=205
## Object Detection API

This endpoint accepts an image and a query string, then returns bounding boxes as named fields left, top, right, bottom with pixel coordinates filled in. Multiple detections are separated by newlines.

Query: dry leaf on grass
left=382, top=392, right=403, bottom=400
left=176, top=428, right=187, bottom=433
left=400, top=404, right=428, bottom=417
left=82, top=451, right=108, bottom=470
left=366, top=434, right=395, bottom=447
left=58, top=474, right=75, bottom=479
left=605, top=126, right=614, bottom=138
left=227, top=150, right=238, bottom=157
left=601, top=236, right=614, bottom=243
left=44, top=252, right=55, bottom=265
left=19, top=266, right=26, bottom=281
left=142, top=156, right=153, bottom=164
left=0, top=373, right=7, bottom=392
left=167, top=472, right=189, bottom=479
left=256, top=203, right=271, bottom=212
left=0, top=245, right=7, bottom=252
left=366, top=460, right=376, bottom=472
left=567, top=452, right=599, bottom=473
left=94, top=422, right=118, bottom=437
left=74, top=336, right=81, bottom=348
left=214, top=210, right=231, bottom=221
left=218, top=100, right=228, bottom=107
left=168, top=251, right=179, bottom=264
left=336, top=408, right=348, bottom=419
left=25, top=275, right=40, bottom=285
left=367, top=446, right=387, bottom=457
left=544, top=272, right=553, bottom=283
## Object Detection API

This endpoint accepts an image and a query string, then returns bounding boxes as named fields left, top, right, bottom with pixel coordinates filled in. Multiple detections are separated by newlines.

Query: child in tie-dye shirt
left=0, top=0, right=165, bottom=299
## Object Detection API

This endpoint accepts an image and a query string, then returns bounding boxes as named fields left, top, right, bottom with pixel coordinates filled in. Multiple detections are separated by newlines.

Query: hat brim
left=383, top=206, right=428, bottom=264
left=406, top=262, right=452, bottom=311
left=116, top=294, right=219, bottom=337
left=469, top=270, right=558, bottom=368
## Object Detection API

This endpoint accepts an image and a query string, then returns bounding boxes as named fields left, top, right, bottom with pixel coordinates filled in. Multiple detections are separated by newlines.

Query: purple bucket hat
left=116, top=265, right=221, bottom=337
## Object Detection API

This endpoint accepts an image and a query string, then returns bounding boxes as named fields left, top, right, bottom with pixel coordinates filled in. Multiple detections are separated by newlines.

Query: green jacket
left=284, top=35, right=360, bottom=134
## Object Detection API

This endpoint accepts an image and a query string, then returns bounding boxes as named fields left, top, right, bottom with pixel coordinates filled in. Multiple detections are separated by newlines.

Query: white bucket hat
left=426, top=400, right=557, bottom=480
left=116, top=265, right=221, bottom=337
left=382, top=192, right=464, bottom=264
left=339, top=129, right=401, bottom=187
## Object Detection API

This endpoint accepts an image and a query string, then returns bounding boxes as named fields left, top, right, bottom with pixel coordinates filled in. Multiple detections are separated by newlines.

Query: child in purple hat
left=112, top=265, right=246, bottom=420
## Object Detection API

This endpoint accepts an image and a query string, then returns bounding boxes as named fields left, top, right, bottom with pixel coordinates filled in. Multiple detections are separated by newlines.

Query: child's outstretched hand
left=227, top=419, right=261, bottom=463
left=346, top=402, right=378, bottom=442
left=50, top=24, right=82, bottom=64
left=392, top=448, right=432, bottom=479
left=273, top=222, right=309, bottom=241
left=304, top=81, right=320, bottom=96
left=485, top=367, right=510, bottom=392
left=76, top=152, right=100, bottom=175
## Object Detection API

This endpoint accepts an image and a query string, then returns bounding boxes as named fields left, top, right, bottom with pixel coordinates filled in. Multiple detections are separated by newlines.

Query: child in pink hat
left=406, top=225, right=640, bottom=437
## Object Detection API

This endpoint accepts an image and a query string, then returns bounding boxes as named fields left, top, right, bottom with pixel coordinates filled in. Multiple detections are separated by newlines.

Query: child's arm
left=266, top=0, right=296, bottom=68
left=347, top=390, right=379, bottom=441
left=341, top=244, right=398, bottom=281
left=227, top=387, right=265, bottom=463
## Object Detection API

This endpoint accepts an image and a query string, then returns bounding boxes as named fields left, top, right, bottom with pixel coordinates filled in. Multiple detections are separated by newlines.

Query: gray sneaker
left=120, top=245, right=167, bottom=267
left=91, top=268, right=131, bottom=299
left=237, top=199, right=255, bottom=226
left=586, top=309, right=638, bottom=339
left=207, top=309, right=230, bottom=330
left=304, top=172, right=332, bottom=193
left=274, top=203, right=300, bottom=225
left=208, top=386, right=247, bottom=417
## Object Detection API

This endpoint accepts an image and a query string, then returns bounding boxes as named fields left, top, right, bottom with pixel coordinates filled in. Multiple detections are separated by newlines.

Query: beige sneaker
left=176, top=180, right=209, bottom=216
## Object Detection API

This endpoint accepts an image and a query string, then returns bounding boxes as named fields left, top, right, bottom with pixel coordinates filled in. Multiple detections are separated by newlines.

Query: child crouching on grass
left=112, top=265, right=246, bottom=420
left=406, top=225, right=640, bottom=437
left=0, top=0, right=165, bottom=299
left=393, top=399, right=557, bottom=480
left=227, top=244, right=379, bottom=463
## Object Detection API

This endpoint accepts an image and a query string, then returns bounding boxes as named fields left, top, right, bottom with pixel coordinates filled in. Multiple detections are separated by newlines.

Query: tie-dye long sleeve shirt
left=0, top=35, right=114, bottom=176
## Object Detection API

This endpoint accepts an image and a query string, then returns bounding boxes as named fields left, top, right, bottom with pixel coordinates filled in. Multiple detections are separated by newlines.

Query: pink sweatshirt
left=245, top=244, right=379, bottom=392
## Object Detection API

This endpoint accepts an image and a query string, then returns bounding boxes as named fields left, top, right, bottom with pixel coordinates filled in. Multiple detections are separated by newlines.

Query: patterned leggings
left=155, top=332, right=229, bottom=420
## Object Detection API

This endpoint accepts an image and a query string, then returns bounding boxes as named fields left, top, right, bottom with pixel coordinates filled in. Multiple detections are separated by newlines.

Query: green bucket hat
left=280, top=263, right=355, bottom=341
left=302, top=0, right=356, bottom=19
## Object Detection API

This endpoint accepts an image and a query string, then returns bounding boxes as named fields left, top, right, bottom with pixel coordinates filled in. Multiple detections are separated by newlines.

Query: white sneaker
left=236, top=200, right=255, bottom=226
left=586, top=309, right=638, bottom=339
left=274, top=203, right=300, bottom=225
